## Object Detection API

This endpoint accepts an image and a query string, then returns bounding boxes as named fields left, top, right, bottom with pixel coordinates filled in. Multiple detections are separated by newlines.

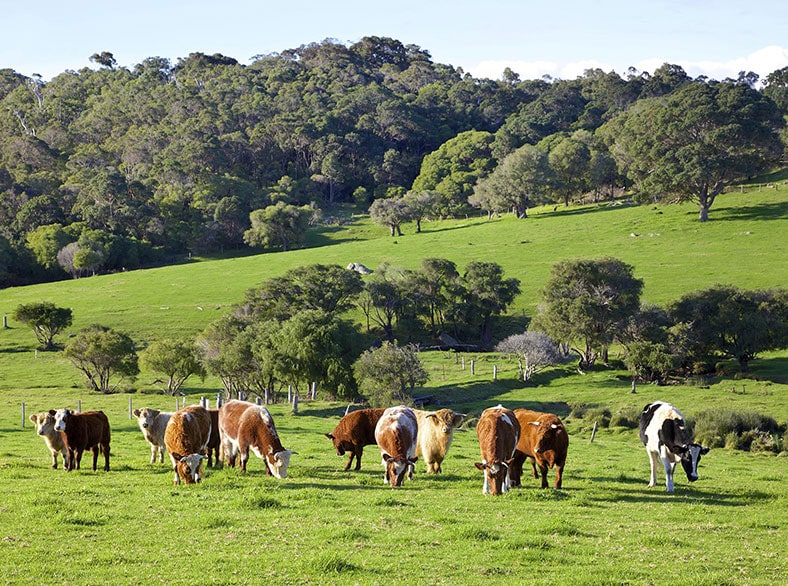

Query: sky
left=2, top=0, right=787, bottom=83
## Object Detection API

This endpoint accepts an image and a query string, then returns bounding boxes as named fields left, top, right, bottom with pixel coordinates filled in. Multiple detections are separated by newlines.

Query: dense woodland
left=1, top=37, right=787, bottom=287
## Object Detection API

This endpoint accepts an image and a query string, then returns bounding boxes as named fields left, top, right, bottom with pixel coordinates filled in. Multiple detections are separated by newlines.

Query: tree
left=669, top=286, right=788, bottom=372
left=64, top=324, right=139, bottom=393
left=608, top=81, right=784, bottom=221
left=368, top=197, right=410, bottom=236
left=547, top=134, right=591, bottom=207
left=139, top=338, right=207, bottom=395
left=402, top=190, right=437, bottom=232
left=495, top=331, right=564, bottom=381
left=12, top=301, right=73, bottom=350
left=533, top=257, right=643, bottom=370
left=358, top=264, right=409, bottom=341
left=470, top=144, right=553, bottom=218
left=411, top=258, right=460, bottom=335
left=244, top=202, right=313, bottom=251
left=455, top=261, right=521, bottom=347
left=353, top=341, right=428, bottom=407
left=25, top=224, right=70, bottom=272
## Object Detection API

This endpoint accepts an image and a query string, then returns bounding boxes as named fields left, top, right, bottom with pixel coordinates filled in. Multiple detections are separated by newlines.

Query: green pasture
left=0, top=187, right=786, bottom=584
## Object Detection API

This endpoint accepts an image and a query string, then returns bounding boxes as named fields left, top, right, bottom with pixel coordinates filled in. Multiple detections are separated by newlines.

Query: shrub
left=693, top=408, right=782, bottom=450
left=609, top=406, right=642, bottom=429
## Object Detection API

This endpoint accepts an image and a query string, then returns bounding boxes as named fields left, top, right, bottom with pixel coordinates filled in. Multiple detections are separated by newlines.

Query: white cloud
left=466, top=46, right=788, bottom=82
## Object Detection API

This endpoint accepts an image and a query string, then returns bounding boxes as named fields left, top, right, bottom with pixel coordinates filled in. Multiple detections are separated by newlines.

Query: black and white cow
left=639, top=401, right=710, bottom=492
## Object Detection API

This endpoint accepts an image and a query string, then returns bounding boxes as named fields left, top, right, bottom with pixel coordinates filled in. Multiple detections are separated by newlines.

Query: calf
left=164, top=405, right=212, bottom=485
left=29, top=411, right=69, bottom=470
left=474, top=405, right=520, bottom=495
left=52, top=409, right=111, bottom=472
left=639, top=401, right=710, bottom=493
left=510, top=409, right=569, bottom=489
left=413, top=408, right=465, bottom=474
left=374, top=405, right=418, bottom=487
left=325, top=408, right=385, bottom=471
left=220, top=400, right=295, bottom=478
left=132, top=407, right=172, bottom=464
left=206, top=409, right=221, bottom=468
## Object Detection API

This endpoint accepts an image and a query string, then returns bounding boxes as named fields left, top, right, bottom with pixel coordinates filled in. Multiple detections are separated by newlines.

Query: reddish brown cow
left=219, top=400, right=294, bottom=477
left=374, top=406, right=418, bottom=487
left=474, top=405, right=520, bottom=495
left=164, top=405, right=212, bottom=485
left=510, top=409, right=569, bottom=489
left=206, top=409, right=221, bottom=468
left=52, top=409, right=111, bottom=472
left=325, top=408, right=386, bottom=471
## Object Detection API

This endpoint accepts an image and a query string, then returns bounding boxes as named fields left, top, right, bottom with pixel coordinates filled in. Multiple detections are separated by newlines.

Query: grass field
left=0, top=188, right=786, bottom=584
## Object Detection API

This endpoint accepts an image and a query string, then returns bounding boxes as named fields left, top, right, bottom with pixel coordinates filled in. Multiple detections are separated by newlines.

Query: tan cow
left=413, top=408, right=465, bottom=474
left=132, top=407, right=172, bottom=464
left=30, top=411, right=69, bottom=470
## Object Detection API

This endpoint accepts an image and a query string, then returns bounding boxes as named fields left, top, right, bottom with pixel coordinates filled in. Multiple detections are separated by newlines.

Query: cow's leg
left=349, top=447, right=360, bottom=471
left=150, top=445, right=157, bottom=464
left=102, top=442, right=110, bottom=471
left=50, top=450, right=58, bottom=469
left=664, top=458, right=675, bottom=493
left=538, top=463, right=549, bottom=488
left=91, top=445, right=100, bottom=471
left=647, top=449, right=659, bottom=487
left=239, top=447, right=249, bottom=472
left=74, top=449, right=83, bottom=470
left=529, top=456, right=539, bottom=479
left=554, top=462, right=564, bottom=489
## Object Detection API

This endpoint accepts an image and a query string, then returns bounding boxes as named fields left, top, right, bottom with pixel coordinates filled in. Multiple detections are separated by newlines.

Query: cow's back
left=70, top=411, right=111, bottom=448
left=218, top=400, right=254, bottom=441
left=165, top=406, right=211, bottom=457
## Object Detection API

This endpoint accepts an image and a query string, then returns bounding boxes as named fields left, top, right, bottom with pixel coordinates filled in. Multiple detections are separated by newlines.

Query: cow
left=413, top=408, right=466, bottom=474
left=639, top=401, right=710, bottom=493
left=474, top=405, right=520, bottom=495
left=206, top=409, right=221, bottom=468
left=510, top=409, right=569, bottom=489
left=219, top=400, right=295, bottom=478
left=164, top=405, right=212, bottom=485
left=374, top=405, right=418, bottom=487
left=51, top=409, right=111, bottom=472
left=325, top=408, right=386, bottom=471
left=29, top=411, right=69, bottom=470
left=132, top=407, right=172, bottom=464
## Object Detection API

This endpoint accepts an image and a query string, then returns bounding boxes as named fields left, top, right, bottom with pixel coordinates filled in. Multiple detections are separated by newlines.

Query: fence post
left=200, top=396, right=207, bottom=409
left=264, top=388, right=270, bottom=405
left=77, top=400, right=81, bottom=413
left=256, top=396, right=262, bottom=406
left=461, top=356, right=465, bottom=370
left=471, top=360, right=475, bottom=375
left=311, top=381, right=317, bottom=400
left=292, top=394, right=299, bottom=414
left=287, top=385, right=292, bottom=403
left=21, top=402, right=25, bottom=428
left=216, top=392, right=223, bottom=408
left=493, top=365, right=498, bottom=381
left=129, top=396, right=133, bottom=419
left=590, top=421, right=598, bottom=443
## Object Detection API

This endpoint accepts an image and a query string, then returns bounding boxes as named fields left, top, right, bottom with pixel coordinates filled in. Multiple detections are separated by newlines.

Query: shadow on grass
left=584, top=481, right=774, bottom=507
left=713, top=200, right=788, bottom=222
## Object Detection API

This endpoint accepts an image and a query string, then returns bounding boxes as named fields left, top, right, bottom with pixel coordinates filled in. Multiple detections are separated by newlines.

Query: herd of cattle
left=28, top=399, right=709, bottom=494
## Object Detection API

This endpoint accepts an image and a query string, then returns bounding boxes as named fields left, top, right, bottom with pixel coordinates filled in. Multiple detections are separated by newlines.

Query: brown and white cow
left=132, top=407, right=172, bottom=464
left=413, top=408, right=466, bottom=474
left=164, top=405, right=212, bottom=485
left=510, top=409, right=569, bottom=489
left=219, top=400, right=294, bottom=478
left=325, top=408, right=386, bottom=471
left=52, top=409, right=111, bottom=472
left=374, top=405, right=418, bottom=487
left=474, top=405, right=520, bottom=495
left=30, top=411, right=69, bottom=470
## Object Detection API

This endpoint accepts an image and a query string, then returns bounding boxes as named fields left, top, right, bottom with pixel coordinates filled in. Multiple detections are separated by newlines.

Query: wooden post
left=77, top=400, right=81, bottom=413
left=493, top=365, right=498, bottom=380
left=461, top=356, right=465, bottom=370
left=292, top=394, right=299, bottom=414
left=471, top=360, right=475, bottom=375
left=264, top=388, right=270, bottom=405
left=256, top=396, right=262, bottom=406
left=200, top=396, right=207, bottom=409
left=287, top=385, right=292, bottom=403
left=175, top=397, right=180, bottom=411
left=21, top=402, right=25, bottom=428
left=129, top=396, right=133, bottom=419
left=2, top=315, right=7, bottom=328
left=590, top=421, right=598, bottom=443
left=216, top=393, right=223, bottom=408
left=630, top=380, right=636, bottom=394
left=311, top=381, right=317, bottom=400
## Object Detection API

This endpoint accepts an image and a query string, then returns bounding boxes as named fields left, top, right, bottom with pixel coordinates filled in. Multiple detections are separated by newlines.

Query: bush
left=609, top=406, right=642, bottom=429
left=693, top=408, right=782, bottom=451
left=568, top=403, right=611, bottom=428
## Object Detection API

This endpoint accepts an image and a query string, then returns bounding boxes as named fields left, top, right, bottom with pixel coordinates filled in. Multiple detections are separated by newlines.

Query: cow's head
left=133, top=407, right=160, bottom=429
left=426, top=410, right=466, bottom=434
left=51, top=408, right=73, bottom=432
left=474, top=459, right=513, bottom=495
left=30, top=412, right=58, bottom=437
left=674, top=443, right=710, bottom=482
left=383, top=454, right=417, bottom=487
left=325, top=433, right=351, bottom=456
left=266, top=449, right=296, bottom=479
left=528, top=418, right=566, bottom=454
left=173, top=453, right=207, bottom=484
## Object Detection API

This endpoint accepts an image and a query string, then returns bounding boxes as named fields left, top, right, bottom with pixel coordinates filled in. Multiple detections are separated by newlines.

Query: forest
left=1, top=36, right=787, bottom=287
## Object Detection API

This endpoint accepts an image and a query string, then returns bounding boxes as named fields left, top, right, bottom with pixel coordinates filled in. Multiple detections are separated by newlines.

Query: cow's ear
left=474, top=462, right=486, bottom=471
left=49, top=409, right=56, bottom=416
left=171, top=452, right=184, bottom=461
left=30, top=414, right=38, bottom=423
left=133, top=409, right=140, bottom=417
left=700, top=446, right=710, bottom=455
left=673, top=444, right=688, bottom=454
left=408, top=457, right=418, bottom=464
left=453, top=413, right=466, bottom=427
left=325, top=433, right=334, bottom=440
left=426, top=413, right=436, bottom=420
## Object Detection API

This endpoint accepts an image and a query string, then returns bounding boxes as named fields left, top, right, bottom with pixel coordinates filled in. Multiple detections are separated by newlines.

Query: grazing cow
left=510, top=409, right=569, bottom=489
left=639, top=401, right=710, bottom=493
left=219, top=400, right=295, bottom=478
left=474, top=405, right=520, bottom=495
left=413, top=408, right=466, bottom=474
left=29, top=411, right=69, bottom=470
left=374, top=406, right=419, bottom=487
left=132, top=408, right=172, bottom=464
left=51, top=409, right=111, bottom=472
left=206, top=409, right=221, bottom=468
left=164, top=405, right=212, bottom=485
left=325, top=408, right=386, bottom=471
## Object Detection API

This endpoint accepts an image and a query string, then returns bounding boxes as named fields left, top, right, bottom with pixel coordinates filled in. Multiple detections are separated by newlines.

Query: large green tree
left=64, top=324, right=139, bottom=393
left=13, top=301, right=73, bottom=350
left=353, top=341, right=428, bottom=407
left=139, top=337, right=207, bottom=395
left=244, top=202, right=314, bottom=251
left=608, top=81, right=784, bottom=221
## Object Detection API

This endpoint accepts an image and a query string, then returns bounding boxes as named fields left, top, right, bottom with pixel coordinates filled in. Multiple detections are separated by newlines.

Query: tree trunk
left=698, top=204, right=710, bottom=222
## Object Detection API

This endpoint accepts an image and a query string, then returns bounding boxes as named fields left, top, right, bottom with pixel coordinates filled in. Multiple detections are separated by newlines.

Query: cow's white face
left=475, top=460, right=510, bottom=495
left=679, top=443, right=710, bottom=482
left=176, top=454, right=207, bottom=484
left=52, top=409, right=71, bottom=432
left=266, top=450, right=294, bottom=479
left=134, top=408, right=159, bottom=430
left=383, top=455, right=415, bottom=486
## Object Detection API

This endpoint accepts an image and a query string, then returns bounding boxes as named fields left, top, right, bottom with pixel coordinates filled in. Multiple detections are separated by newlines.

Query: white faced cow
left=639, top=401, right=710, bottom=493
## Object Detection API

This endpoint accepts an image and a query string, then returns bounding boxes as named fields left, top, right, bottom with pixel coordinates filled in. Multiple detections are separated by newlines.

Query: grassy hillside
left=0, top=188, right=786, bottom=584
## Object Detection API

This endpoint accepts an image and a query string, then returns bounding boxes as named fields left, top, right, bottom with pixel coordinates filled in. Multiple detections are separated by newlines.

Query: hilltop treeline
left=1, top=37, right=787, bottom=286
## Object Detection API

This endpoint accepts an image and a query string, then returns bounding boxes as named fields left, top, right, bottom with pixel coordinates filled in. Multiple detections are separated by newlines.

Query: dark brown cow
left=510, top=409, right=569, bottom=489
left=325, top=408, right=386, bottom=471
left=52, top=409, right=111, bottom=472
left=164, top=405, right=212, bottom=485
left=474, top=405, right=520, bottom=495
left=206, top=409, right=221, bottom=468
